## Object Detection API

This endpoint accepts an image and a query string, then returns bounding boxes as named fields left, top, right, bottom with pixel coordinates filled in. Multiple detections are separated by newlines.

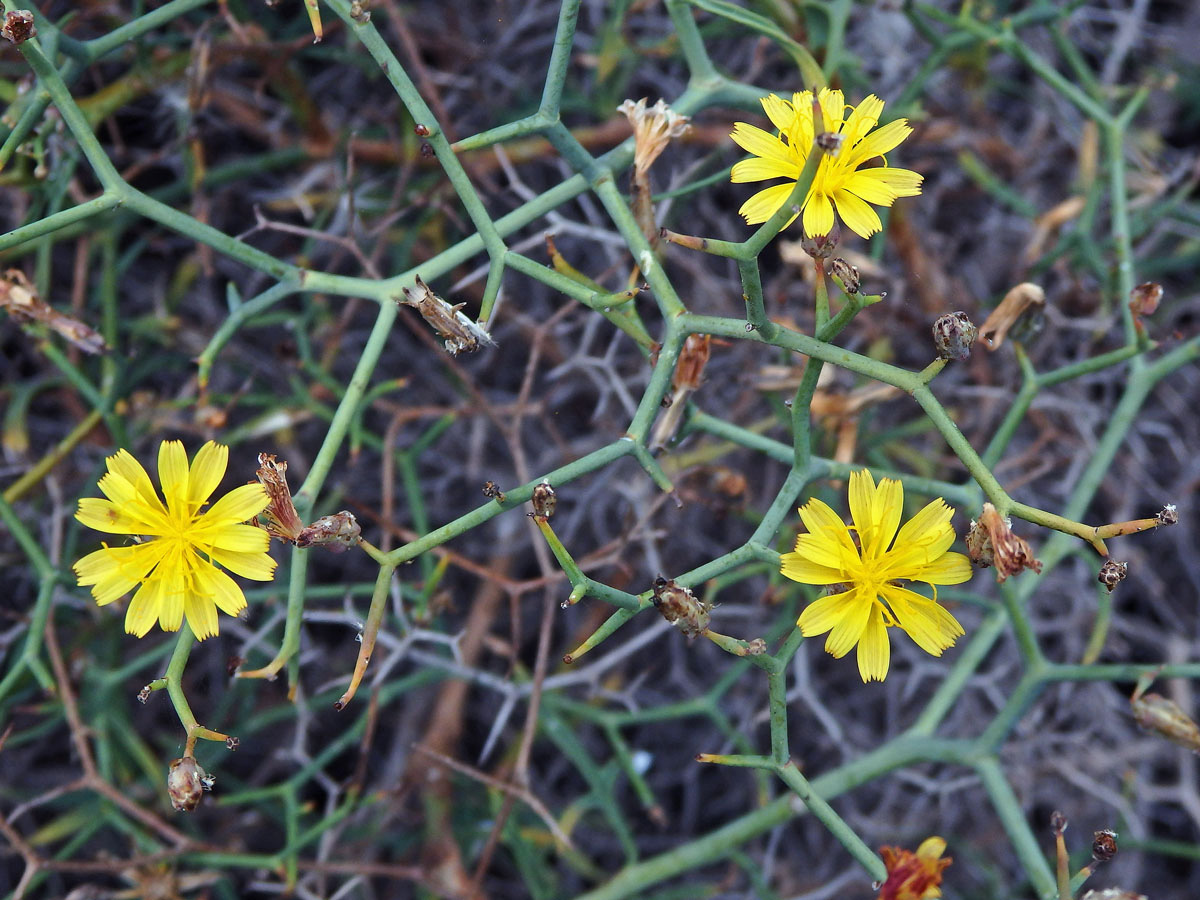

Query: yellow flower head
left=730, top=88, right=922, bottom=239
left=781, top=470, right=971, bottom=682
left=73, top=440, right=276, bottom=640
left=878, top=836, right=952, bottom=900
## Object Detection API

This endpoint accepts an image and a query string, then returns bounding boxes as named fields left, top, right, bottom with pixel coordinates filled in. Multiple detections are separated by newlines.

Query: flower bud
left=830, top=257, right=860, bottom=293
left=296, top=511, right=361, bottom=552
left=932, top=311, right=978, bottom=360
left=1128, top=282, right=1162, bottom=317
left=1092, top=829, right=1117, bottom=862
left=1050, top=810, right=1068, bottom=835
left=1097, top=559, right=1128, bottom=593
left=1, top=11, right=36, bottom=44
left=799, top=221, right=840, bottom=258
left=1131, top=690, right=1200, bottom=752
left=651, top=576, right=711, bottom=637
left=531, top=480, right=557, bottom=518
left=167, top=757, right=213, bottom=812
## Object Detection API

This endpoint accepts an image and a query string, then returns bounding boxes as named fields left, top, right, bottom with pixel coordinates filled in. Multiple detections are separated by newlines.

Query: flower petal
left=730, top=122, right=793, bottom=165
left=781, top=549, right=847, bottom=585
left=832, top=189, right=884, bottom=239
left=158, top=440, right=190, bottom=518
left=738, top=183, right=799, bottom=226
left=199, top=483, right=269, bottom=527
left=194, top=561, right=249, bottom=618
left=74, top=543, right=163, bottom=605
left=76, top=498, right=148, bottom=535
left=761, top=93, right=797, bottom=135
left=856, top=604, right=890, bottom=682
left=195, top=522, right=271, bottom=553
left=880, top=584, right=964, bottom=656
left=847, top=165, right=923, bottom=199
left=816, top=88, right=846, bottom=133
left=105, top=449, right=159, bottom=507
left=797, top=587, right=863, bottom=641
left=125, top=577, right=164, bottom=637
left=731, top=156, right=797, bottom=183
left=845, top=118, right=913, bottom=167
left=910, top=551, right=973, bottom=586
left=208, top=545, right=277, bottom=581
left=801, top=190, right=835, bottom=237
left=823, top=589, right=873, bottom=659
left=188, top=441, right=228, bottom=512
left=849, top=470, right=903, bottom=559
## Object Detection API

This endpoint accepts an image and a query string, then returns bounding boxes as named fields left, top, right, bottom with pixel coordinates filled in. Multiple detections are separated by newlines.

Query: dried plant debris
left=398, top=275, right=495, bottom=356
left=0, top=268, right=107, bottom=354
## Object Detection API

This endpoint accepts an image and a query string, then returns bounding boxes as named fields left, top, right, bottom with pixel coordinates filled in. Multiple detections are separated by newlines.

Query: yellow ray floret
left=73, top=440, right=276, bottom=640
left=781, top=469, right=971, bottom=682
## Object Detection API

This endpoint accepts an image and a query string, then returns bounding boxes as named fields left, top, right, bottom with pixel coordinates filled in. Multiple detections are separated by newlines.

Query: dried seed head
left=531, top=480, right=557, bottom=518
left=1050, top=810, right=1068, bottom=835
left=651, top=576, right=711, bottom=637
left=1156, top=504, right=1178, bottom=527
left=1, top=11, right=36, bottom=44
left=167, top=757, right=212, bottom=812
left=673, top=333, right=711, bottom=392
left=1097, top=559, right=1128, bottom=593
left=1092, top=829, right=1118, bottom=862
left=1128, top=282, right=1162, bottom=317
left=932, top=311, right=978, bottom=360
left=296, top=511, right=361, bottom=552
left=255, top=453, right=304, bottom=542
left=968, top=504, right=1043, bottom=582
left=799, top=221, right=841, bottom=258
left=979, top=282, right=1045, bottom=351
left=617, top=98, right=691, bottom=177
left=1131, top=690, right=1200, bottom=752
left=830, top=257, right=860, bottom=293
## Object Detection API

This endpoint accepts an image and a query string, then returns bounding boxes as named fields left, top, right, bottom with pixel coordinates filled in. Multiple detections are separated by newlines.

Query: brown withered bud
left=651, top=576, right=711, bottom=637
left=531, top=480, right=557, bottom=518
left=137, top=684, right=152, bottom=704
left=255, top=453, right=304, bottom=542
left=932, top=311, right=978, bottom=360
left=483, top=481, right=507, bottom=503
left=799, top=221, right=840, bottom=258
left=1129, top=282, right=1162, bottom=317
left=1156, top=504, right=1178, bottom=527
left=968, top=504, right=1043, bottom=582
left=815, top=131, right=844, bottom=156
left=830, top=257, right=860, bottom=294
left=414, top=123, right=430, bottom=137
left=1131, top=690, right=1200, bottom=753
left=1050, top=810, right=1068, bottom=835
left=673, top=333, right=711, bottom=392
left=746, top=638, right=767, bottom=656
left=420, top=142, right=435, bottom=159
left=1092, top=829, right=1117, bottom=862
left=167, top=757, right=213, bottom=812
left=1097, top=559, right=1128, bottom=593
left=349, top=0, right=370, bottom=23
left=617, top=98, right=691, bottom=177
left=979, top=282, right=1045, bottom=351
left=225, top=736, right=240, bottom=751
left=1, top=11, right=36, bottom=44
left=398, top=275, right=495, bottom=356
left=296, top=511, right=361, bottom=552
left=226, top=654, right=245, bottom=676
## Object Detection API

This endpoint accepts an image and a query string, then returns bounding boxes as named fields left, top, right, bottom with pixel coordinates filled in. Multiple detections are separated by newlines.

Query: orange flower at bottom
left=878, top=837, right=951, bottom=900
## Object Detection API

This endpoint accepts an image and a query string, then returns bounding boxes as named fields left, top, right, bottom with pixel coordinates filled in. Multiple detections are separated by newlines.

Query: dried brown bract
left=255, top=453, right=304, bottom=542
left=967, top=503, right=1043, bottom=582
left=296, top=511, right=361, bottom=552
left=167, top=756, right=213, bottom=812
left=398, top=275, right=495, bottom=356
left=1129, top=282, right=1162, bottom=317
left=616, top=97, right=691, bottom=177
left=979, top=282, right=1045, bottom=351
left=1, top=10, right=36, bottom=44
left=830, top=257, right=860, bottom=293
left=932, top=311, right=978, bottom=360
left=0, top=268, right=107, bottom=354
left=1097, top=558, right=1128, bottom=593
left=651, top=576, right=711, bottom=637
left=1092, top=829, right=1117, bottom=862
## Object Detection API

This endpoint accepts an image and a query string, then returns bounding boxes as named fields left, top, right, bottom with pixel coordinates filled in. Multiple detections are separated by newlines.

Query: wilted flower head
left=731, top=87, right=922, bottom=239
left=782, top=470, right=971, bottom=682
left=74, top=441, right=275, bottom=639
left=878, top=836, right=951, bottom=900
left=618, top=97, right=691, bottom=176
left=966, top=503, right=1043, bottom=582
left=167, top=756, right=213, bottom=812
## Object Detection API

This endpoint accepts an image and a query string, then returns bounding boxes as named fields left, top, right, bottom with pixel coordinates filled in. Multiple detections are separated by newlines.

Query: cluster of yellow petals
left=731, top=87, right=922, bottom=239
left=74, top=441, right=275, bottom=640
left=781, top=470, right=971, bottom=682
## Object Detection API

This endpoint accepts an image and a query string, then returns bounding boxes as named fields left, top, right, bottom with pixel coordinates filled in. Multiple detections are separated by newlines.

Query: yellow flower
left=73, top=441, right=276, bottom=640
left=781, top=470, right=970, bottom=682
left=878, top=836, right=952, bottom=900
left=730, top=88, right=922, bottom=239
